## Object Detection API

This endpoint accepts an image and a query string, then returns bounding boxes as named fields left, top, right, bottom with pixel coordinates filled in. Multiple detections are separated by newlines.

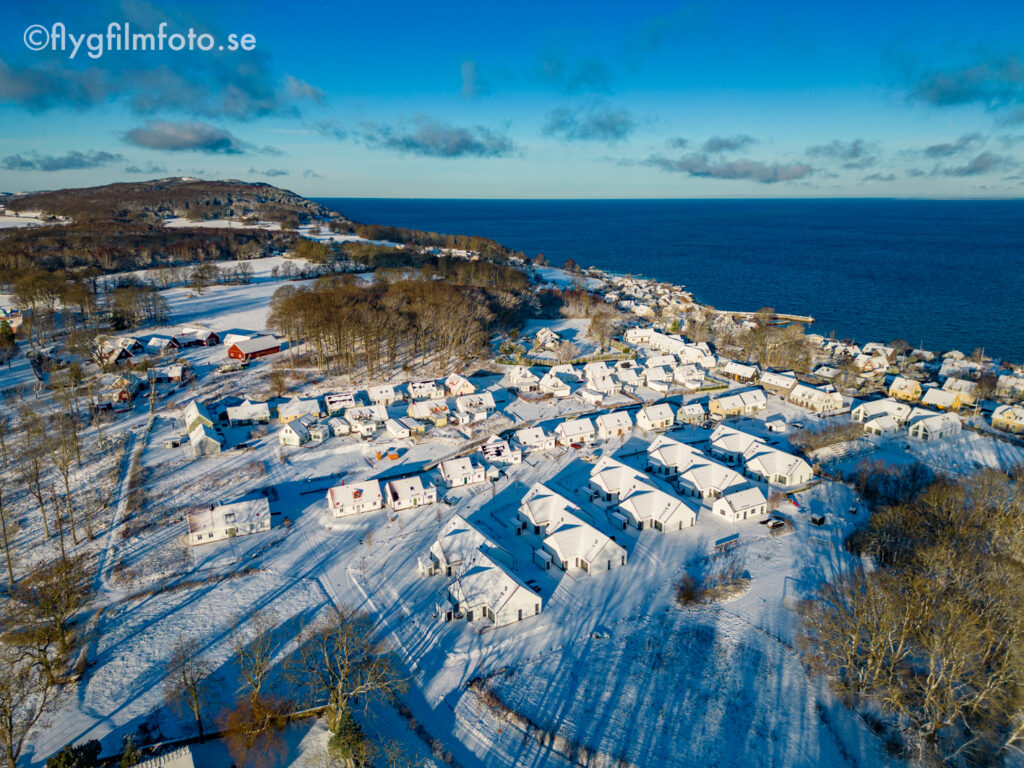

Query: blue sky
left=2, top=0, right=1024, bottom=197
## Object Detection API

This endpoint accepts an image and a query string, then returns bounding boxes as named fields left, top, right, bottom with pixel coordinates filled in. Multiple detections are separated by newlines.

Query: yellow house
left=888, top=376, right=921, bottom=402
left=992, top=405, right=1024, bottom=433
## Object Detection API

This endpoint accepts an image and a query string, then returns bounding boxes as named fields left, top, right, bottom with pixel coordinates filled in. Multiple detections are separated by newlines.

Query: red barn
left=227, top=336, right=281, bottom=362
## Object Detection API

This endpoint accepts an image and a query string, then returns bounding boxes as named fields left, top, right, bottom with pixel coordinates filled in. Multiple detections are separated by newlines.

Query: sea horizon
left=317, top=196, right=1024, bottom=363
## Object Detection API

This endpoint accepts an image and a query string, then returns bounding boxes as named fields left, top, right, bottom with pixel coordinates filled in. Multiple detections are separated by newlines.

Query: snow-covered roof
left=189, top=497, right=269, bottom=536
left=327, top=480, right=382, bottom=509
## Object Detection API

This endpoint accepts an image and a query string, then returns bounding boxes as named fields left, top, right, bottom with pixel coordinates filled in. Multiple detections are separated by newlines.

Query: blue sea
left=315, top=198, right=1024, bottom=363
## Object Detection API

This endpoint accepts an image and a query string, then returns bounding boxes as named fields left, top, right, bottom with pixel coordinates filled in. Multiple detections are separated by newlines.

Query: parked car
left=766, top=519, right=786, bottom=530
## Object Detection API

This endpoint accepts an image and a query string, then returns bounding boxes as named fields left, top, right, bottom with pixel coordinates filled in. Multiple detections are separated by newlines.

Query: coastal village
left=1, top=205, right=1023, bottom=768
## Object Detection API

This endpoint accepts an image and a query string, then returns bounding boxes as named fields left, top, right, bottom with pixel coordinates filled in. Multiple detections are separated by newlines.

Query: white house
left=851, top=397, right=913, bottom=425
left=922, top=388, right=959, bottom=411
left=422, top=514, right=510, bottom=577
left=183, top=399, right=214, bottom=433
left=636, top=403, right=674, bottom=431
left=366, top=384, right=397, bottom=406
left=325, top=391, right=361, bottom=415
left=677, top=457, right=748, bottom=500
left=907, top=409, right=961, bottom=441
left=439, top=457, right=486, bottom=488
left=588, top=456, right=648, bottom=507
left=327, top=417, right=351, bottom=437
left=541, top=506, right=627, bottom=575
left=535, top=327, right=561, bottom=348
left=508, top=366, right=540, bottom=393
left=384, top=476, right=437, bottom=509
left=617, top=481, right=698, bottom=532
left=308, top=422, right=330, bottom=442
left=481, top=435, right=522, bottom=465
left=189, top=497, right=271, bottom=546
left=407, top=380, right=445, bottom=401
left=444, top=373, right=476, bottom=397
left=645, top=435, right=706, bottom=479
left=720, top=361, right=759, bottom=382
left=673, top=364, right=706, bottom=390
left=539, top=370, right=571, bottom=398
left=554, top=417, right=596, bottom=446
left=742, top=445, right=813, bottom=487
left=345, top=404, right=388, bottom=437
left=278, top=397, right=322, bottom=424
left=189, top=424, right=222, bottom=457
left=518, top=483, right=579, bottom=534
left=709, top=424, right=765, bottom=464
left=446, top=548, right=540, bottom=627
left=279, top=417, right=312, bottom=446
left=455, top=392, right=496, bottom=422
left=226, top=399, right=271, bottom=426
left=596, top=411, right=633, bottom=440
left=386, top=419, right=411, bottom=439
left=326, top=480, right=383, bottom=517
left=514, top=427, right=556, bottom=453
left=712, top=486, right=768, bottom=522
left=759, top=371, right=798, bottom=396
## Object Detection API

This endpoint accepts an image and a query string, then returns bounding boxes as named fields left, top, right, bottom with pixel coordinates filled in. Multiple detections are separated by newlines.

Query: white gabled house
left=514, top=427, right=556, bottom=453
left=386, top=419, right=411, bottom=439
left=921, top=387, right=959, bottom=412
left=279, top=417, right=312, bottom=447
left=711, top=486, right=768, bottom=522
left=742, top=445, right=813, bottom=487
left=508, top=366, right=540, bottom=393
left=326, top=480, right=383, bottom=517
left=189, top=497, right=270, bottom=546
left=445, top=548, right=540, bottom=627
left=617, top=481, right=698, bottom=532
left=596, top=410, right=633, bottom=440
left=554, top=417, right=595, bottom=446
left=345, top=404, right=388, bottom=438
left=588, top=456, right=647, bottom=508
left=676, top=457, right=748, bottom=500
left=851, top=397, right=912, bottom=425
left=481, top=435, right=522, bottom=465
left=408, top=379, right=445, bottom=401
left=541, top=506, right=627, bottom=575
left=189, top=424, right=222, bottom=457
left=384, top=476, right=437, bottom=510
left=673, top=363, right=706, bottom=390
left=518, top=483, right=579, bottom=535
left=759, top=371, right=798, bottom=396
left=538, top=370, right=571, bottom=398
left=788, top=383, right=844, bottom=414
left=183, top=399, right=214, bottom=433
left=636, top=403, right=674, bottom=431
left=907, top=409, right=961, bottom=441
left=439, top=457, right=486, bottom=488
left=325, top=391, right=361, bottom=415
left=455, top=392, right=496, bottom=422
left=645, top=435, right=705, bottom=479
left=709, top=424, right=765, bottom=464
left=366, top=384, right=397, bottom=406
left=327, top=417, right=351, bottom=437
left=421, top=513, right=510, bottom=577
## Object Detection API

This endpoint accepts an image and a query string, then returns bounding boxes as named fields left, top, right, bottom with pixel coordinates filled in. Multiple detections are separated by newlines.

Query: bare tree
left=165, top=635, right=213, bottom=741
left=0, top=645, right=61, bottom=768
left=286, top=608, right=406, bottom=733
left=0, top=490, right=15, bottom=585
left=233, top=611, right=278, bottom=703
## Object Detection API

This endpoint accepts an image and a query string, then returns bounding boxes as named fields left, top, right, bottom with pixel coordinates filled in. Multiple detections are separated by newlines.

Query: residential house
left=535, top=327, right=561, bottom=348
left=325, top=391, right=361, bottom=415
left=539, top=370, right=571, bottom=398
left=636, top=403, right=674, bottom=432
left=708, top=388, right=767, bottom=418
left=554, top=417, right=596, bottom=446
left=408, top=398, right=450, bottom=427
left=921, top=387, right=961, bottom=411
left=788, top=383, right=844, bottom=414
left=720, top=361, right=759, bottom=382
left=711, top=486, right=768, bottom=522
left=645, top=435, right=705, bottom=479
left=742, top=445, right=813, bottom=487
left=421, top=514, right=510, bottom=577
left=278, top=397, right=322, bottom=424
left=907, top=409, right=962, bottom=441
left=226, top=399, right=271, bottom=426
left=588, top=456, right=648, bottom=508
left=992, top=404, right=1024, bottom=434
left=384, top=476, right=437, bottom=509
left=400, top=417, right=426, bottom=436
left=308, top=422, right=330, bottom=442
left=617, top=480, right=698, bottom=532
left=677, top=457, right=748, bottom=500
left=518, top=483, right=579, bottom=535
left=888, top=376, right=922, bottom=402
left=676, top=402, right=706, bottom=425
left=541, top=506, right=627, bottom=574
left=279, top=417, right=312, bottom=446
left=942, top=377, right=978, bottom=407
left=455, top=392, right=496, bottom=423
left=508, top=366, right=540, bottom=393
left=327, top=417, right=350, bottom=437
left=366, top=384, right=397, bottom=406
left=851, top=398, right=912, bottom=436
left=481, top=435, right=522, bottom=465
left=408, top=380, right=446, bottom=400
left=759, top=371, right=798, bottom=396
left=596, top=411, right=633, bottom=440
left=386, top=419, right=411, bottom=439
left=189, top=424, right=222, bottom=457
left=188, top=497, right=270, bottom=546
left=996, top=375, right=1024, bottom=400
left=183, top=399, right=214, bottom=433
left=326, top=480, right=383, bottom=517
left=709, top=424, right=765, bottom=464
left=439, top=457, right=486, bottom=488
left=673, top=363, right=706, bottom=390
left=445, top=548, right=540, bottom=627
left=514, top=427, right=556, bottom=452
left=345, top=405, right=388, bottom=438
left=444, top=373, right=476, bottom=397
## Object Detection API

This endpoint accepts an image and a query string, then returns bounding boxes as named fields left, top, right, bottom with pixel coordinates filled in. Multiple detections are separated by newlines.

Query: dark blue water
left=314, top=198, right=1024, bottom=362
